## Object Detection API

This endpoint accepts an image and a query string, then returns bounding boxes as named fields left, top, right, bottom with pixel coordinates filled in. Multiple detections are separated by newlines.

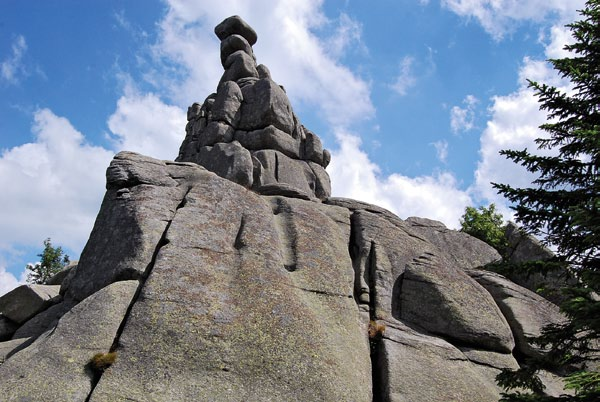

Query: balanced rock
left=0, top=16, right=576, bottom=402
left=177, top=15, right=331, bottom=200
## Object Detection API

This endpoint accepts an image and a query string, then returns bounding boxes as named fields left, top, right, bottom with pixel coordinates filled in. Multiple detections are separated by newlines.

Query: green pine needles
left=493, top=1, right=600, bottom=400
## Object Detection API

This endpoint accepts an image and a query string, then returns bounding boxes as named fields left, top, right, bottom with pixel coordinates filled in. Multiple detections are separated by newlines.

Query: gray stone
left=0, top=315, right=18, bottom=342
left=468, top=269, right=568, bottom=358
left=308, top=161, right=331, bottom=200
left=398, top=252, right=515, bottom=353
left=186, top=102, right=201, bottom=121
left=89, top=175, right=371, bottom=402
left=45, top=260, right=77, bottom=285
left=220, top=34, right=254, bottom=67
left=219, top=50, right=259, bottom=86
left=256, top=183, right=312, bottom=200
left=505, top=221, right=554, bottom=263
left=66, top=152, right=200, bottom=301
left=214, top=15, right=258, bottom=46
left=377, top=322, right=501, bottom=402
left=211, top=80, right=243, bottom=126
left=0, top=280, right=138, bottom=402
left=198, top=121, right=235, bottom=147
left=304, top=128, right=324, bottom=165
left=238, top=78, right=295, bottom=134
left=252, top=149, right=317, bottom=197
left=235, top=125, right=301, bottom=159
left=406, top=216, right=502, bottom=269
left=198, top=141, right=254, bottom=188
left=322, top=148, right=331, bottom=168
left=12, top=299, right=77, bottom=340
left=0, top=338, right=30, bottom=365
left=256, top=63, right=271, bottom=79
left=0, top=284, right=61, bottom=324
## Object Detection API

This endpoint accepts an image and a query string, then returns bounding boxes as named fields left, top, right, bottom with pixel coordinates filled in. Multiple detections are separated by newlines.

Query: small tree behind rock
left=459, top=203, right=508, bottom=254
left=26, top=238, right=70, bottom=284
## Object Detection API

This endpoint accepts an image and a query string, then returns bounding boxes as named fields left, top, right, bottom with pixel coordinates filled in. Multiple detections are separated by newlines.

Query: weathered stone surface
left=304, top=128, right=324, bottom=165
left=505, top=221, right=554, bottom=263
left=198, top=121, right=235, bottom=147
left=65, top=152, right=198, bottom=301
left=45, top=260, right=77, bottom=285
left=220, top=34, right=254, bottom=66
left=377, top=322, right=501, bottom=402
left=0, top=315, right=18, bottom=342
left=406, top=216, right=502, bottom=269
left=220, top=50, right=259, bottom=86
left=198, top=141, right=254, bottom=188
left=0, top=338, right=30, bottom=365
left=239, top=78, right=295, bottom=134
left=468, top=269, right=568, bottom=358
left=308, top=161, right=331, bottom=199
left=0, top=280, right=138, bottom=402
left=235, top=125, right=301, bottom=159
left=211, top=80, right=243, bottom=126
left=12, top=299, right=77, bottom=340
left=215, top=15, right=258, bottom=46
left=399, top=253, right=515, bottom=352
left=256, top=63, right=271, bottom=79
left=0, top=284, right=61, bottom=324
left=89, top=174, right=371, bottom=402
left=252, top=149, right=318, bottom=197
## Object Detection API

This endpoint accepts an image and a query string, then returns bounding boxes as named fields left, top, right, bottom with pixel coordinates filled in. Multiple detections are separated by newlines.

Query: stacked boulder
left=176, top=16, right=331, bottom=201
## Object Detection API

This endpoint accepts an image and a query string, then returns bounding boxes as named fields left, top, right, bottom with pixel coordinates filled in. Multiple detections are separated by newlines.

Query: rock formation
left=176, top=16, right=331, bottom=201
left=0, top=16, right=575, bottom=401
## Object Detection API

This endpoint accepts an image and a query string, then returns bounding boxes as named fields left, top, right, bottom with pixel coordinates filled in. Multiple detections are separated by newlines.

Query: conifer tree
left=493, top=1, right=600, bottom=400
left=26, top=238, right=70, bottom=284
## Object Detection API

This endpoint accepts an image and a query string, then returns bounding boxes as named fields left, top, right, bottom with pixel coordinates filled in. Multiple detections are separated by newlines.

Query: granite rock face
left=176, top=15, right=331, bottom=201
left=0, top=15, right=574, bottom=402
left=0, top=151, right=571, bottom=401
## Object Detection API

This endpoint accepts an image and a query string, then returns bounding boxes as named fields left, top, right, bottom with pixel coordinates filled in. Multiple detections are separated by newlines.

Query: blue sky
left=0, top=0, right=584, bottom=295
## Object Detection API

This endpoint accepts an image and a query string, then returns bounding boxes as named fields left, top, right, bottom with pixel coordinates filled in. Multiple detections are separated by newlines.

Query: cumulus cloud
left=1, top=35, right=27, bottom=84
left=442, top=0, right=585, bottom=40
left=390, top=56, right=416, bottom=96
left=150, top=0, right=374, bottom=128
left=329, top=132, right=471, bottom=228
left=107, top=85, right=186, bottom=160
left=450, top=95, right=478, bottom=134
left=0, top=109, right=114, bottom=255
left=471, top=56, right=569, bottom=216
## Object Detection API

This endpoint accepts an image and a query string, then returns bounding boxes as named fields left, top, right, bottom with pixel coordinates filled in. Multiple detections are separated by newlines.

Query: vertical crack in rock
left=349, top=211, right=386, bottom=402
left=85, top=187, right=192, bottom=401
left=271, top=197, right=297, bottom=272
left=234, top=214, right=247, bottom=250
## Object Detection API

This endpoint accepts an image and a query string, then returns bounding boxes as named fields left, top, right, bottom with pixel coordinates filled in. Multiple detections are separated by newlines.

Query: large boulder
left=0, top=280, right=138, bottom=401
left=0, top=284, right=60, bottom=324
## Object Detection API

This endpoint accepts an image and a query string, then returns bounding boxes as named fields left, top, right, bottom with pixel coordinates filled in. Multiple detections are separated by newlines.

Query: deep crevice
left=84, top=187, right=191, bottom=401
left=271, top=198, right=298, bottom=273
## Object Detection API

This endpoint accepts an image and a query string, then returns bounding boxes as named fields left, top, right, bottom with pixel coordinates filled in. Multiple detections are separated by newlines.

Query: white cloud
left=442, top=0, right=585, bottom=40
left=471, top=56, right=569, bottom=215
left=0, top=109, right=114, bottom=256
left=107, top=85, right=187, bottom=160
left=431, top=140, right=449, bottom=163
left=0, top=266, right=25, bottom=296
left=1, top=35, right=27, bottom=84
left=450, top=94, right=478, bottom=133
left=390, top=56, right=416, bottom=96
left=325, top=13, right=367, bottom=59
left=150, top=0, right=374, bottom=128
left=329, top=132, right=471, bottom=228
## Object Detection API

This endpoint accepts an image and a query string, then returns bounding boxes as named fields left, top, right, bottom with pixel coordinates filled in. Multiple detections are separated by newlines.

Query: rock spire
left=177, top=15, right=331, bottom=201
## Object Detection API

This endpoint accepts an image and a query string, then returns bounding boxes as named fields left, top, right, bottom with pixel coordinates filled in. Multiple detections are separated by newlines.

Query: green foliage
left=492, top=1, right=600, bottom=400
left=460, top=203, right=508, bottom=253
left=26, top=238, right=70, bottom=284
